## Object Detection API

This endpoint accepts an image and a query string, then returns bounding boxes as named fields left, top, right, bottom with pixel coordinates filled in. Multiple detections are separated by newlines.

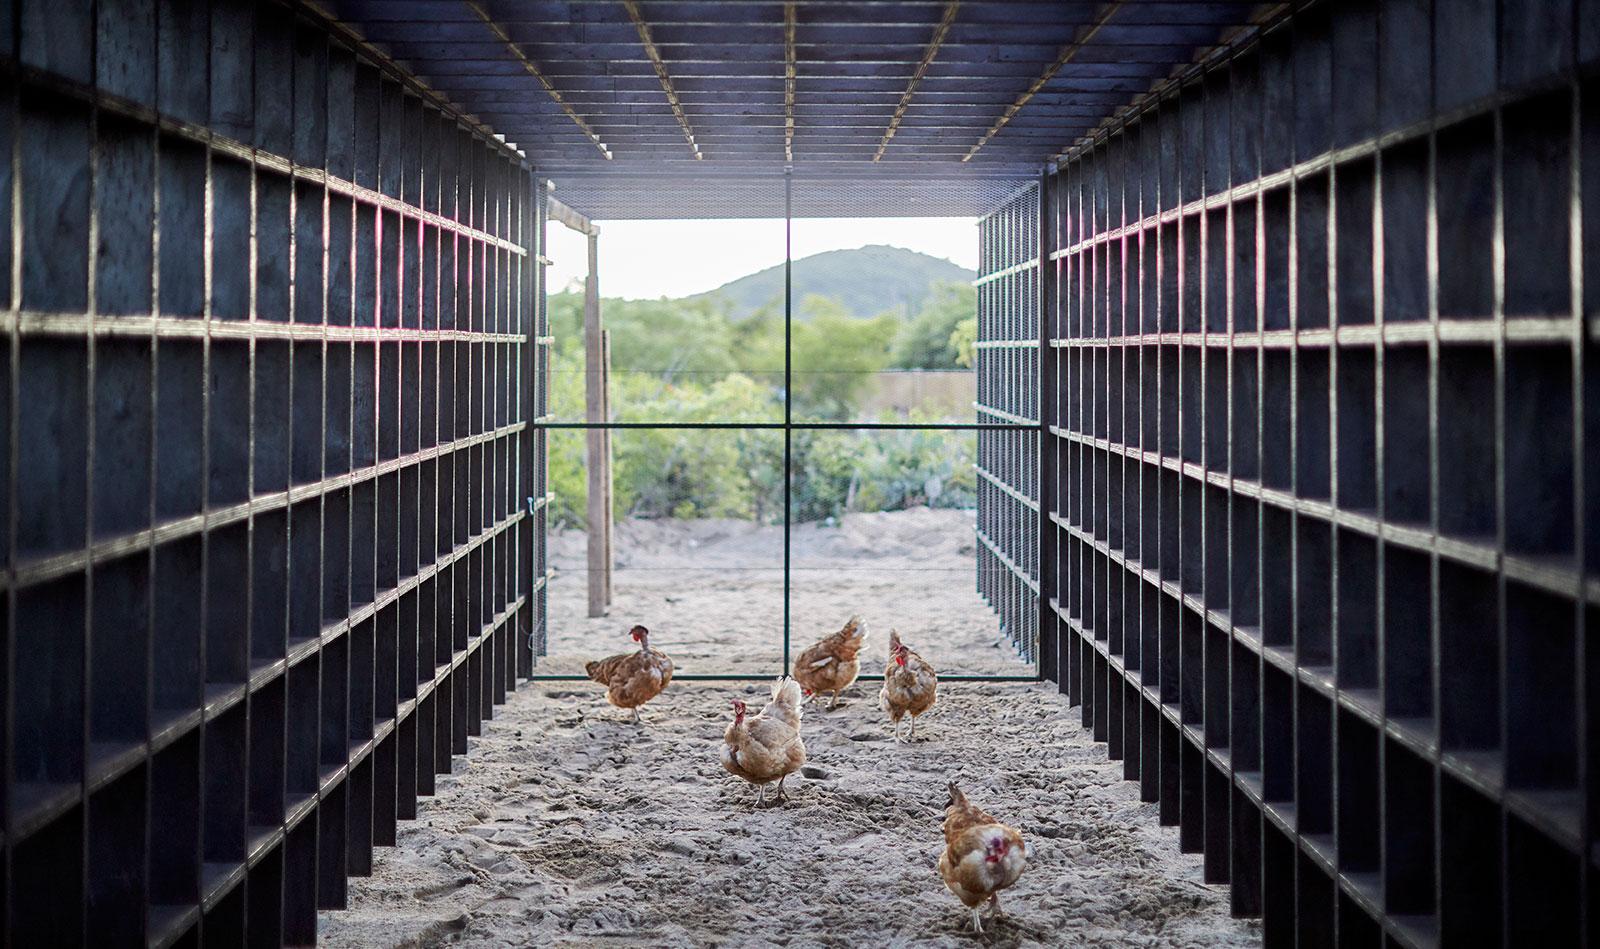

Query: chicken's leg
left=827, top=690, right=840, bottom=710
left=987, top=893, right=1003, bottom=920
left=775, top=774, right=788, bottom=802
left=970, top=906, right=984, bottom=933
left=909, top=714, right=918, bottom=741
left=756, top=783, right=767, bottom=807
left=631, top=707, right=641, bottom=725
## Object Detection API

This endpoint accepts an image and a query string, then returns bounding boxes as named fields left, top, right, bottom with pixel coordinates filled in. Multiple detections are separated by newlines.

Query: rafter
left=962, top=0, right=1123, bottom=162
left=784, top=2, right=797, bottom=162
left=1048, top=3, right=1290, bottom=166
left=623, top=0, right=704, bottom=160
left=462, top=1, right=611, bottom=158
left=873, top=1, right=960, bottom=162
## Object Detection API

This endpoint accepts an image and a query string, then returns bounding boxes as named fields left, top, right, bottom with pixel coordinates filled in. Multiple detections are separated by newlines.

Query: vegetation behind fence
left=545, top=284, right=979, bottom=528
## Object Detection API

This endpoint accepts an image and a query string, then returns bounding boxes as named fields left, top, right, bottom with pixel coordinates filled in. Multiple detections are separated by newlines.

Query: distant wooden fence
left=855, top=370, right=977, bottom=419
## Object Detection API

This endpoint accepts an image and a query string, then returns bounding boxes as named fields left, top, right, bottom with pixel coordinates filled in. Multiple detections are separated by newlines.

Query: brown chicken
left=792, top=613, right=868, bottom=709
left=584, top=624, right=674, bottom=723
left=938, top=782, right=1028, bottom=933
left=878, top=630, right=937, bottom=742
left=720, top=676, right=806, bottom=806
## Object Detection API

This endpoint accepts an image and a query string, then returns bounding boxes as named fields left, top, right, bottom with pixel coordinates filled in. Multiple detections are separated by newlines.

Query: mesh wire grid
left=533, top=177, right=1037, bottom=683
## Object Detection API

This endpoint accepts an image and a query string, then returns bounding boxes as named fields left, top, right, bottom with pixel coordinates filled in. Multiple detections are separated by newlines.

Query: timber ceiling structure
left=323, top=1, right=1278, bottom=218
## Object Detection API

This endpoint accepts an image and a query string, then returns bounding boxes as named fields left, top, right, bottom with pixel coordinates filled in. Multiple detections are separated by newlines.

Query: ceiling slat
left=321, top=0, right=1272, bottom=217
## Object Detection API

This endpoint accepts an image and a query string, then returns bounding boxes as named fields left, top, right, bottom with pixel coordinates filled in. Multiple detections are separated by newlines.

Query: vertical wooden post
left=600, top=329, right=615, bottom=606
left=584, top=230, right=608, bottom=617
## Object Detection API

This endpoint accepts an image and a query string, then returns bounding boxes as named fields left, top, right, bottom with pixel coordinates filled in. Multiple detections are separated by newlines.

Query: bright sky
left=544, top=217, right=978, bottom=300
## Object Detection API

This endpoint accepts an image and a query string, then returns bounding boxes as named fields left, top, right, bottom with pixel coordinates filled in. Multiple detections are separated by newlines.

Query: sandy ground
left=537, top=508, right=1036, bottom=678
left=316, top=509, right=1260, bottom=947
left=317, top=681, right=1260, bottom=948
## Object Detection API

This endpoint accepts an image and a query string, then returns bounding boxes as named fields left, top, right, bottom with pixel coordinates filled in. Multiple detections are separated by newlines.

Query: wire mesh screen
left=541, top=427, right=789, bottom=678
left=975, top=188, right=1042, bottom=666
left=536, top=209, right=788, bottom=678
left=1020, top=2, right=1598, bottom=946
left=1, top=4, right=544, bottom=945
left=535, top=198, right=1035, bottom=682
left=547, top=173, right=1036, bottom=221
left=529, top=178, right=552, bottom=666
left=785, top=428, right=1026, bottom=679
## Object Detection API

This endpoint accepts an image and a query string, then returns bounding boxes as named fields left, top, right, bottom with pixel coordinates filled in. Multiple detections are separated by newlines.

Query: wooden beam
left=873, top=1, right=961, bottom=162
left=463, top=0, right=613, bottom=159
left=962, top=0, right=1123, bottom=162
left=623, top=0, right=704, bottom=159
left=546, top=194, right=599, bottom=235
left=600, top=329, right=615, bottom=607
left=584, top=232, right=609, bottom=617
left=784, top=2, right=796, bottom=162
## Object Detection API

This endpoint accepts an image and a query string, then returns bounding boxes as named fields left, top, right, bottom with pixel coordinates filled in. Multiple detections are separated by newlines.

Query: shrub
left=542, top=291, right=976, bottom=527
left=890, top=282, right=976, bottom=369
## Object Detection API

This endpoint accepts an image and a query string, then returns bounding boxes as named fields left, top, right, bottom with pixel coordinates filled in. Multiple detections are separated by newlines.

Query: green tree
left=789, top=294, right=896, bottom=419
left=889, top=282, right=976, bottom=369
left=545, top=348, right=591, bottom=528
left=613, top=372, right=778, bottom=519
left=545, top=291, right=752, bottom=380
left=540, top=283, right=981, bottom=527
left=951, top=315, right=977, bottom=368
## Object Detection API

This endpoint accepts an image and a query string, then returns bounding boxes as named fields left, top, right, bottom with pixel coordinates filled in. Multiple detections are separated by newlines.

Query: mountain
left=690, top=244, right=974, bottom=320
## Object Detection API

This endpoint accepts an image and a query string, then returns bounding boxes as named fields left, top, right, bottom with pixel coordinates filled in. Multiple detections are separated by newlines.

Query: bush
left=547, top=360, right=975, bottom=526
left=890, top=282, right=976, bottom=369
left=543, top=290, right=976, bottom=527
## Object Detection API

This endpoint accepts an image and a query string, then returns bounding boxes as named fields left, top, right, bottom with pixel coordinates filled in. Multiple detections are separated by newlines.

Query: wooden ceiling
left=326, top=1, right=1276, bottom=217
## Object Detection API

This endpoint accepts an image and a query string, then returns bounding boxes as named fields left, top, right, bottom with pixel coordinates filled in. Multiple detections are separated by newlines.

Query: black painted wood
left=0, top=2, right=546, bottom=944
left=986, top=1, right=1597, bottom=946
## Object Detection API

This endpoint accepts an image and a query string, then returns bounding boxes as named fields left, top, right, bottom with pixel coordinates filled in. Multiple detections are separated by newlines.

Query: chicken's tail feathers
left=946, top=780, right=970, bottom=810
left=770, top=675, right=805, bottom=711
left=583, top=659, right=607, bottom=684
left=838, top=613, right=868, bottom=646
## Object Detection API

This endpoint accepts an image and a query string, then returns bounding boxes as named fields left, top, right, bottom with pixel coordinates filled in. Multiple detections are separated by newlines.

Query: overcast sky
left=544, top=216, right=978, bottom=300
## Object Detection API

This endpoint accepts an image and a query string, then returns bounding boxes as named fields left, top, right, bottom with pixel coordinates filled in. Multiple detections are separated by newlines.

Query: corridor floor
left=319, top=679, right=1262, bottom=948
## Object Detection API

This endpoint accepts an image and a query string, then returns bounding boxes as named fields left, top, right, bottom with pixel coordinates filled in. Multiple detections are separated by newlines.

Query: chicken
left=792, top=613, right=868, bottom=709
left=938, top=782, right=1028, bottom=933
left=720, top=676, right=806, bottom=806
left=584, top=624, right=673, bottom=723
left=878, top=629, right=937, bottom=742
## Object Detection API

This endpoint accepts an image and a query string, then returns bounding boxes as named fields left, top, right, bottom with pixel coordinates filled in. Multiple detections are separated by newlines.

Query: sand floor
left=536, top=508, right=1038, bottom=678
left=316, top=509, right=1260, bottom=947
left=317, top=682, right=1261, bottom=948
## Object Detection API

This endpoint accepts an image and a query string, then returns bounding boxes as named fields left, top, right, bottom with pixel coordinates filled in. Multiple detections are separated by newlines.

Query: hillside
left=690, top=244, right=974, bottom=320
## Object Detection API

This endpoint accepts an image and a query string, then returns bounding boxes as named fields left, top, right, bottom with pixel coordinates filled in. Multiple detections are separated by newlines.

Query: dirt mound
left=541, top=507, right=1017, bottom=679
left=549, top=507, right=979, bottom=570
